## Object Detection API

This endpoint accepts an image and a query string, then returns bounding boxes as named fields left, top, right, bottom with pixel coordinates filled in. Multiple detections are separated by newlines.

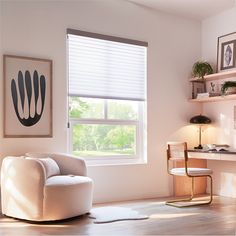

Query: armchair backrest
left=25, top=152, right=87, bottom=176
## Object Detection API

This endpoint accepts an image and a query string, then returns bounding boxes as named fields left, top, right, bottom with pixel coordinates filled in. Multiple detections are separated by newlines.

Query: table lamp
left=190, top=114, right=211, bottom=149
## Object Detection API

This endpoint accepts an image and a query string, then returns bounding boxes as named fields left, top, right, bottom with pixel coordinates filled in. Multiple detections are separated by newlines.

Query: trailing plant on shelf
left=192, top=61, right=213, bottom=79
left=221, top=81, right=236, bottom=95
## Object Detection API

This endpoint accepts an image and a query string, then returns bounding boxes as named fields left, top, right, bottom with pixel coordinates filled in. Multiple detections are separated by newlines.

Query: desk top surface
left=188, top=149, right=236, bottom=155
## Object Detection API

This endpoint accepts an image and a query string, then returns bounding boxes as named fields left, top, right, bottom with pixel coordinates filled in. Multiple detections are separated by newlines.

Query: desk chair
left=166, top=142, right=213, bottom=207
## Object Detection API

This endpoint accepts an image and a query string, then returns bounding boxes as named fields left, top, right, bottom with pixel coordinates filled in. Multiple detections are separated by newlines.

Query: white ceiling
left=128, top=0, right=236, bottom=20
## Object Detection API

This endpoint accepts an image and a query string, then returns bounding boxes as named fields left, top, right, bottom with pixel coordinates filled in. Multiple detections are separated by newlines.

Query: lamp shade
left=190, top=115, right=211, bottom=124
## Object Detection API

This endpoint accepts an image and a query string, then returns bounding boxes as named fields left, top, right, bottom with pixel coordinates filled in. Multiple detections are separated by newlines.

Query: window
left=67, top=29, right=147, bottom=164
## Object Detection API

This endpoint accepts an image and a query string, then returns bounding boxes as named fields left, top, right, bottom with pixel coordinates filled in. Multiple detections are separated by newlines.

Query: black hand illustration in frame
left=11, top=70, right=46, bottom=127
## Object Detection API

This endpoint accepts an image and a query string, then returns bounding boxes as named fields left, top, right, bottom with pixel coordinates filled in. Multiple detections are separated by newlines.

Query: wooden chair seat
left=170, top=167, right=213, bottom=176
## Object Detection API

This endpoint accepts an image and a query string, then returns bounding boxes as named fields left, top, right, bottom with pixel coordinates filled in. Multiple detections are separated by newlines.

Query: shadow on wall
left=168, top=125, right=210, bottom=149
left=204, top=112, right=235, bottom=148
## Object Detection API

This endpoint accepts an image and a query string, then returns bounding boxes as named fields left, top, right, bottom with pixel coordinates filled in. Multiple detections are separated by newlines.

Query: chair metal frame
left=166, top=142, right=213, bottom=207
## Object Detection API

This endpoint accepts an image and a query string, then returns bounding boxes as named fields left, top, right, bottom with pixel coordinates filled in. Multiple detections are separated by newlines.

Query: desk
left=174, top=150, right=236, bottom=196
left=188, top=150, right=236, bottom=161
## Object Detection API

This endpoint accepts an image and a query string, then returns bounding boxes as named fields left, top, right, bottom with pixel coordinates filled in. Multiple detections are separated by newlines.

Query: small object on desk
left=206, top=144, right=216, bottom=149
left=219, top=148, right=228, bottom=152
left=207, top=148, right=229, bottom=152
left=208, top=148, right=217, bottom=152
left=214, top=144, right=230, bottom=148
left=207, top=144, right=230, bottom=151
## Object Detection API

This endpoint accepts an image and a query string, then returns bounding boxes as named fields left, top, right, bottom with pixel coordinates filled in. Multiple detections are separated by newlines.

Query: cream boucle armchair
left=1, top=153, right=93, bottom=221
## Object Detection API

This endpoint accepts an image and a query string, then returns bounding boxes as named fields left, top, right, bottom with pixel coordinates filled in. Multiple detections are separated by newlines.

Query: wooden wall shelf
left=189, top=69, right=236, bottom=103
left=204, top=69, right=236, bottom=81
left=189, top=94, right=236, bottom=103
left=189, top=69, right=236, bottom=82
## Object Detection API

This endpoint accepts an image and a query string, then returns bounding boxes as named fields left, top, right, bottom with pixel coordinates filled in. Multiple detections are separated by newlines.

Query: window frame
left=67, top=29, right=147, bottom=165
left=68, top=99, right=146, bottom=164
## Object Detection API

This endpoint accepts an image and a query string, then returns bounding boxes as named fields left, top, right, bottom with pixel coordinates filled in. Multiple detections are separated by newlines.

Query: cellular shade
left=68, top=30, right=147, bottom=101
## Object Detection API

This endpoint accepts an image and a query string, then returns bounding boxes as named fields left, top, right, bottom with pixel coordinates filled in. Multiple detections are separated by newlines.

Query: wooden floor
left=1, top=196, right=236, bottom=235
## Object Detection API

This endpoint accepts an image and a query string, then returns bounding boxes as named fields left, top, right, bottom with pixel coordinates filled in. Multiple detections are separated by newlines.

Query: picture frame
left=3, top=55, right=53, bottom=138
left=217, top=32, right=236, bottom=72
left=190, top=80, right=206, bottom=99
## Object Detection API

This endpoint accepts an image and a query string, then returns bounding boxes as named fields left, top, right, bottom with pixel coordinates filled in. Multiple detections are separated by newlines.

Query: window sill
left=85, top=157, right=147, bottom=167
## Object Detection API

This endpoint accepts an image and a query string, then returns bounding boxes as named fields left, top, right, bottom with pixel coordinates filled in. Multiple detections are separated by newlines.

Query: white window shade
left=68, top=31, right=147, bottom=101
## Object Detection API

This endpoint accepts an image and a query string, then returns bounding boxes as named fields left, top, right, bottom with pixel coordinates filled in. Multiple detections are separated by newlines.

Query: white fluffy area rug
left=89, top=206, right=149, bottom=223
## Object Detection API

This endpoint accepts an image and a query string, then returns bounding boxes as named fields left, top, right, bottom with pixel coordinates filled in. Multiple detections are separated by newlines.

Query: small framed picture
left=3, top=55, right=53, bottom=138
left=194, top=83, right=205, bottom=98
left=217, top=32, right=236, bottom=72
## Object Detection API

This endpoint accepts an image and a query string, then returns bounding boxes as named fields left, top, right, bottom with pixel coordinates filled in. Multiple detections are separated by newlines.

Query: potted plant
left=221, top=81, right=236, bottom=95
left=192, top=61, right=213, bottom=79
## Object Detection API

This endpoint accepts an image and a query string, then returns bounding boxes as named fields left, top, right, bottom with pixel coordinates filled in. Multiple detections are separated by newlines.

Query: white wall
left=0, top=0, right=201, bottom=203
left=202, top=6, right=236, bottom=197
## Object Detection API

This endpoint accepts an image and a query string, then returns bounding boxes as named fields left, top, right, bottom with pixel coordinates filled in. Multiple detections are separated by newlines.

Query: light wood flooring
left=1, top=196, right=236, bottom=235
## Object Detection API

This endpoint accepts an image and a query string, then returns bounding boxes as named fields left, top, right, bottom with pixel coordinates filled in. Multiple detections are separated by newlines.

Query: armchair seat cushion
left=43, top=175, right=93, bottom=220
left=45, top=175, right=92, bottom=186
left=170, top=167, right=213, bottom=176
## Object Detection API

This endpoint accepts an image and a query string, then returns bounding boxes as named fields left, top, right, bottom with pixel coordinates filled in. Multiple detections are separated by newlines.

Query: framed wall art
left=3, top=55, right=53, bottom=138
left=217, top=32, right=236, bottom=72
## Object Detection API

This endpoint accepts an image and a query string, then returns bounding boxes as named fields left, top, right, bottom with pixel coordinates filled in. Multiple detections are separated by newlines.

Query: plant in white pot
left=221, top=81, right=236, bottom=95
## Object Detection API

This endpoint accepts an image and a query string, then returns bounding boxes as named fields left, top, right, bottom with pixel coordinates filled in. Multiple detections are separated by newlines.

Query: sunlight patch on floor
left=145, top=201, right=166, bottom=205
left=150, top=212, right=200, bottom=219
